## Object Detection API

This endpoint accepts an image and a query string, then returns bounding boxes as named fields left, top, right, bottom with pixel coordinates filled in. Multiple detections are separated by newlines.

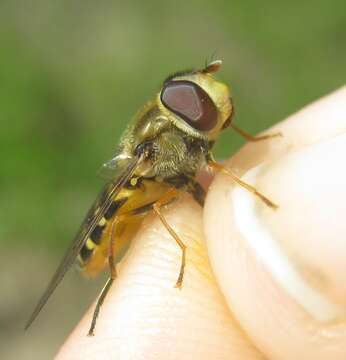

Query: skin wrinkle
left=149, top=202, right=262, bottom=358
left=141, top=213, right=216, bottom=284
left=125, top=207, right=231, bottom=320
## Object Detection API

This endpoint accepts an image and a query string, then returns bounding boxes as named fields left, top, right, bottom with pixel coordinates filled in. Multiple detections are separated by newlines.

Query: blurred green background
left=0, top=0, right=345, bottom=358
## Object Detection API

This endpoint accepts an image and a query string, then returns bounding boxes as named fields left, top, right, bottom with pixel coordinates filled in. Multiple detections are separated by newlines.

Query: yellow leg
left=231, top=122, right=282, bottom=142
left=209, top=161, right=278, bottom=209
left=87, top=217, right=121, bottom=336
left=152, top=189, right=186, bottom=289
left=87, top=189, right=183, bottom=335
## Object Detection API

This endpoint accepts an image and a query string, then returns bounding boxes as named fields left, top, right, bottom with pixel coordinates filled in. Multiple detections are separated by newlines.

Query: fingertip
left=58, top=197, right=263, bottom=359
left=204, top=86, right=346, bottom=359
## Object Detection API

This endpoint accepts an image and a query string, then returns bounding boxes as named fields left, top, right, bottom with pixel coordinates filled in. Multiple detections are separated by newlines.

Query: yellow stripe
left=99, top=217, right=107, bottom=226
left=86, top=238, right=96, bottom=250
left=130, top=177, right=138, bottom=187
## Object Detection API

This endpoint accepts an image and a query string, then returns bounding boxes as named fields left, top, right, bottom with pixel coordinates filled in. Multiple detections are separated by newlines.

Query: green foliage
left=0, top=0, right=345, bottom=249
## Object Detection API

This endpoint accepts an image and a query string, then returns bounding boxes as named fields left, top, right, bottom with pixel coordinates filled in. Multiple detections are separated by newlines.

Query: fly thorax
left=145, top=130, right=208, bottom=179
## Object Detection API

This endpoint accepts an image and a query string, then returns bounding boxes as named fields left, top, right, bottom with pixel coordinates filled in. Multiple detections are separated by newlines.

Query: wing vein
left=25, top=155, right=142, bottom=329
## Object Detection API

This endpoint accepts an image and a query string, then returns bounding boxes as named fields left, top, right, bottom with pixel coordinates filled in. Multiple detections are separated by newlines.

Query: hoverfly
left=26, top=60, right=280, bottom=336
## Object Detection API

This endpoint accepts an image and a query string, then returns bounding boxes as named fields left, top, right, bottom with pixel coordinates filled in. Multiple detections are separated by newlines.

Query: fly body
left=26, top=60, right=279, bottom=335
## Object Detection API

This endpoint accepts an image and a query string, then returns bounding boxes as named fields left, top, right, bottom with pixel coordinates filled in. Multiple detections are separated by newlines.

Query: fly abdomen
left=78, top=197, right=127, bottom=266
left=79, top=223, right=106, bottom=264
left=104, top=197, right=127, bottom=220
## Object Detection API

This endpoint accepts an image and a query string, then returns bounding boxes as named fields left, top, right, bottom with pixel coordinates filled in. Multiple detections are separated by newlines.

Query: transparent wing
left=97, top=154, right=133, bottom=180
left=97, top=157, right=118, bottom=180
left=25, top=154, right=142, bottom=330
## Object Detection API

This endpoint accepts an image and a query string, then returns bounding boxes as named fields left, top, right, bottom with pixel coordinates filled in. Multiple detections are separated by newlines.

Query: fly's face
left=117, top=60, right=234, bottom=180
left=158, top=60, right=233, bottom=142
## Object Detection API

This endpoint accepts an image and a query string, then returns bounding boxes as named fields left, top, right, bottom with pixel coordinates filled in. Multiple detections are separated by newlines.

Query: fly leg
left=231, top=122, right=282, bottom=142
left=208, top=160, right=278, bottom=209
left=88, top=217, right=120, bottom=336
left=87, top=187, right=186, bottom=335
left=152, top=188, right=186, bottom=289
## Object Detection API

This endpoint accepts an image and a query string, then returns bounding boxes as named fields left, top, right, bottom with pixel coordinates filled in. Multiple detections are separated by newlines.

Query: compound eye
left=161, top=80, right=218, bottom=131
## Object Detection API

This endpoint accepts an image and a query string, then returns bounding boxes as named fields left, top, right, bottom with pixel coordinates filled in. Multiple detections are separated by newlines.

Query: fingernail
left=230, top=136, right=346, bottom=322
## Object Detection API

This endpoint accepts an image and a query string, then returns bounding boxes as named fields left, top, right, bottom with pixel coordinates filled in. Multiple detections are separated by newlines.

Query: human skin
left=57, top=87, right=346, bottom=360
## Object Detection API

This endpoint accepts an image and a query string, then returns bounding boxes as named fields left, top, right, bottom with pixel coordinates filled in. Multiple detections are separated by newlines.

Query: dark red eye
left=161, top=80, right=217, bottom=131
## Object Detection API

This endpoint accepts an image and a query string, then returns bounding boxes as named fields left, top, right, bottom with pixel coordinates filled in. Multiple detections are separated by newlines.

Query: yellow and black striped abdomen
left=78, top=177, right=172, bottom=277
